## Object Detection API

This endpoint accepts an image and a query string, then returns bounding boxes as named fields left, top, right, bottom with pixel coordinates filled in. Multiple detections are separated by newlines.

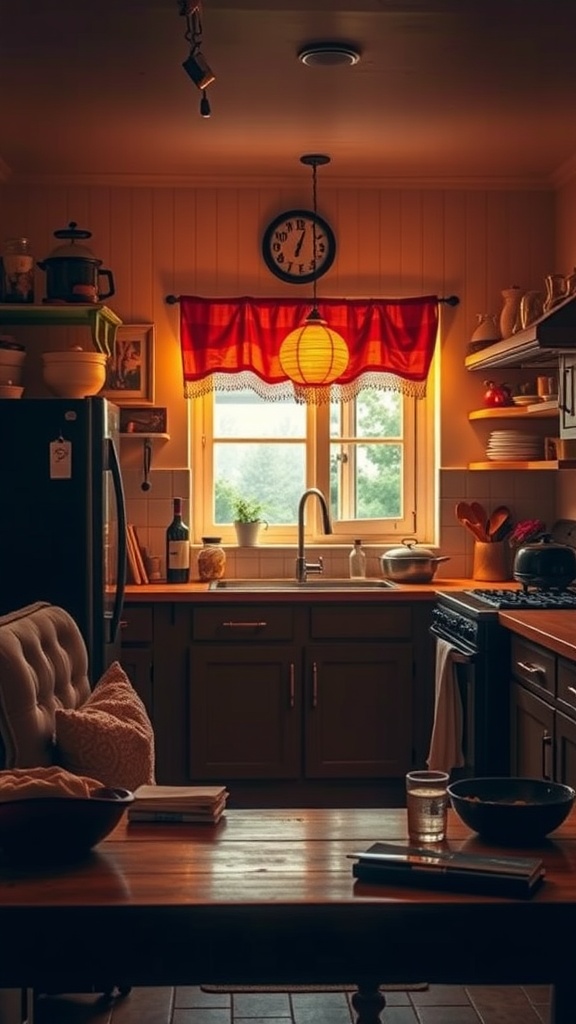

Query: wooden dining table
left=1, top=807, right=576, bottom=1024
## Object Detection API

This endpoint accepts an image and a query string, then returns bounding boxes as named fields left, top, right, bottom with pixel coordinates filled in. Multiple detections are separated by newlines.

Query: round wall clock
left=261, top=209, right=336, bottom=284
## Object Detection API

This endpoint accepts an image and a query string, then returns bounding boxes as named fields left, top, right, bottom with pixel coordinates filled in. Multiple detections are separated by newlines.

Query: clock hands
left=294, top=229, right=306, bottom=257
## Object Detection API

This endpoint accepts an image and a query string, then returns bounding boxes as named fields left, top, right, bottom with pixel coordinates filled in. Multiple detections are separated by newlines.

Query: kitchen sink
left=208, top=578, right=397, bottom=592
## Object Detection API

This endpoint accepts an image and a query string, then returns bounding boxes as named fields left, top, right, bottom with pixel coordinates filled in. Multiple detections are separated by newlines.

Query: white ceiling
left=3, top=0, right=576, bottom=187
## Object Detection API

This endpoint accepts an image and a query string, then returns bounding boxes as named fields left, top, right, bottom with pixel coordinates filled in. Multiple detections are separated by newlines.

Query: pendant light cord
left=311, top=160, right=318, bottom=311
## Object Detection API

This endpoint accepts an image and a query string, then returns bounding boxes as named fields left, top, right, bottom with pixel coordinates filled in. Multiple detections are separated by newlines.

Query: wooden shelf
left=468, top=405, right=559, bottom=421
left=469, top=460, right=557, bottom=470
left=0, top=303, right=122, bottom=354
left=120, top=432, right=170, bottom=441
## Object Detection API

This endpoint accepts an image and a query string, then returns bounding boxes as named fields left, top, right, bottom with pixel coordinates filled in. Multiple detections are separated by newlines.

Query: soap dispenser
left=349, top=539, right=366, bottom=579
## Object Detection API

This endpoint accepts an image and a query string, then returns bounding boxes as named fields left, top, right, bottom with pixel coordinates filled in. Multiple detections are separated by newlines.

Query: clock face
left=261, top=209, right=336, bottom=284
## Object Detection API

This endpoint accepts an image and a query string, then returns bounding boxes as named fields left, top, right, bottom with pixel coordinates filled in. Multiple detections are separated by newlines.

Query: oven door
left=429, top=616, right=511, bottom=778
left=430, top=622, right=476, bottom=779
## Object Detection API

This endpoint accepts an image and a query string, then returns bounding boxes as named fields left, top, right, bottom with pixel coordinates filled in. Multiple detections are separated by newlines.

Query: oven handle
left=430, top=624, right=476, bottom=661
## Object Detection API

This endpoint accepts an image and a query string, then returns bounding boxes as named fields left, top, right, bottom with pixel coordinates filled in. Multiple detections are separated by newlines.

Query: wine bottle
left=166, top=497, right=190, bottom=583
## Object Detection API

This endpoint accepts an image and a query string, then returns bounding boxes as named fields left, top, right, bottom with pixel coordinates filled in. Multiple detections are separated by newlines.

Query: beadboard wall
left=1, top=180, right=572, bottom=575
left=0, top=181, right=557, bottom=471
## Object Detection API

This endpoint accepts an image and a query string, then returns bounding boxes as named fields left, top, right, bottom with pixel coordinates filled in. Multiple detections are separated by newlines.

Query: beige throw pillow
left=55, top=662, right=155, bottom=791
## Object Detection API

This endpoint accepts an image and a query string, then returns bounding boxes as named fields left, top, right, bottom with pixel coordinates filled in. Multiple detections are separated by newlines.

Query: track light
left=200, top=89, right=211, bottom=117
left=178, top=1, right=216, bottom=117
left=182, top=51, right=215, bottom=90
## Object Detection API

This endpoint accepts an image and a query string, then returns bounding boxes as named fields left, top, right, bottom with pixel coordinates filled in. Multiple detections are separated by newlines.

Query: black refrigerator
left=0, top=397, right=127, bottom=679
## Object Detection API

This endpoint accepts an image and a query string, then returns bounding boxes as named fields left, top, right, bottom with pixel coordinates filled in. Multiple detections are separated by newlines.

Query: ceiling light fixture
left=279, top=155, right=349, bottom=389
left=298, top=43, right=361, bottom=67
left=178, top=1, right=216, bottom=116
left=200, top=89, right=211, bottom=118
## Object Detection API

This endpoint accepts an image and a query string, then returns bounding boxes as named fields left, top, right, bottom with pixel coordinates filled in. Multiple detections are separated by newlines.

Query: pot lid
left=45, top=221, right=98, bottom=260
left=383, top=539, right=436, bottom=560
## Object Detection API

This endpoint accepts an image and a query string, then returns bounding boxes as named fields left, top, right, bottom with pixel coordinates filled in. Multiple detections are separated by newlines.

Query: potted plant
left=232, top=496, right=268, bottom=547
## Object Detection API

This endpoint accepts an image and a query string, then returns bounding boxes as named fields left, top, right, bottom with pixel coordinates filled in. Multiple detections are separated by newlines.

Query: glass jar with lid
left=2, top=238, right=34, bottom=303
left=197, top=537, right=226, bottom=581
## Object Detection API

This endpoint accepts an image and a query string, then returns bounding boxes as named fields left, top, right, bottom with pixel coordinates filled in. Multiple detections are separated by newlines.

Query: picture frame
left=102, top=324, right=155, bottom=403
left=120, top=406, right=168, bottom=435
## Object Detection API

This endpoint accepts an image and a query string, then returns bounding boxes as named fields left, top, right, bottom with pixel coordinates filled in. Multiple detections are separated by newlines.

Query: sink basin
left=208, top=578, right=397, bottom=592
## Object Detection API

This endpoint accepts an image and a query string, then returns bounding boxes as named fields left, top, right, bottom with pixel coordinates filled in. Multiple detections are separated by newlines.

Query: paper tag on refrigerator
left=49, top=439, right=72, bottom=479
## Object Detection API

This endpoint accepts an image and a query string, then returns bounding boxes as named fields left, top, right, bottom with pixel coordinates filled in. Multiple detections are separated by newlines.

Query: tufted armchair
left=0, top=601, right=92, bottom=771
left=0, top=601, right=135, bottom=1006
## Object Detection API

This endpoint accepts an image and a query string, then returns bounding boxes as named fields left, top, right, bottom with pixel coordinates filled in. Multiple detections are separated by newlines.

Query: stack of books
left=349, top=842, right=545, bottom=898
left=128, top=785, right=229, bottom=824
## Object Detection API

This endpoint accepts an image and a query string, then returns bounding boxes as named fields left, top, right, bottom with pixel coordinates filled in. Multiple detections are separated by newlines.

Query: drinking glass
left=406, top=769, right=450, bottom=843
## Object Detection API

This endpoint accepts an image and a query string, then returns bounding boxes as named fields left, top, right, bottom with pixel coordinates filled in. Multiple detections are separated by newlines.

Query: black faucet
left=296, top=488, right=333, bottom=582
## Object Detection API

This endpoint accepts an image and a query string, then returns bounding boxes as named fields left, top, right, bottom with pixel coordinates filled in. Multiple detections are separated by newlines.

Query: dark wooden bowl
left=0, top=787, right=134, bottom=862
left=447, top=777, right=575, bottom=845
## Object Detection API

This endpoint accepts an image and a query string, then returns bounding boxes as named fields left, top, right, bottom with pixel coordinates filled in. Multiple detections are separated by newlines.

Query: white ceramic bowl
left=42, top=348, right=108, bottom=398
left=0, top=384, right=24, bottom=399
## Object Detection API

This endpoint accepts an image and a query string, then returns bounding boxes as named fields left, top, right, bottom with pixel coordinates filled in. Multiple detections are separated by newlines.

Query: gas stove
left=432, top=585, right=576, bottom=655
left=463, top=587, right=576, bottom=610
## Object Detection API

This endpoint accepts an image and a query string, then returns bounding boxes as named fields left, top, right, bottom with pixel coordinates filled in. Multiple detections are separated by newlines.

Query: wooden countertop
left=123, top=581, right=576, bottom=663
left=498, top=609, right=576, bottom=660
left=124, top=577, right=476, bottom=603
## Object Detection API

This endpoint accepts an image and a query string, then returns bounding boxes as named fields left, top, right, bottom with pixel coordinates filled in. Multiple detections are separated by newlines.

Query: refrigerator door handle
left=108, top=436, right=127, bottom=641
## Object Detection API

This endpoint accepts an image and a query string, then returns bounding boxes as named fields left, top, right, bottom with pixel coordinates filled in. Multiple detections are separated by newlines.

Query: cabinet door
left=189, top=645, right=300, bottom=780
left=511, top=684, right=554, bottom=779
left=555, top=710, right=576, bottom=788
left=120, top=646, right=153, bottom=714
left=305, top=642, right=413, bottom=779
left=559, top=353, right=576, bottom=437
left=119, top=604, right=153, bottom=713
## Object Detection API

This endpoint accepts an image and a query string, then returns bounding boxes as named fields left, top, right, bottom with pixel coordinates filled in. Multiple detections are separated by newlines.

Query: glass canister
left=2, top=238, right=34, bottom=303
left=197, top=536, right=226, bottom=581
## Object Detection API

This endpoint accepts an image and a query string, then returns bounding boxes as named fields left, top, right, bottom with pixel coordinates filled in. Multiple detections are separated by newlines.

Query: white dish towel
left=427, top=637, right=466, bottom=773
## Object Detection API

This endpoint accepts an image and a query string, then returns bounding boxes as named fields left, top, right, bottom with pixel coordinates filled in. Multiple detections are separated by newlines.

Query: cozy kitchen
left=3, top=5, right=576, bottom=1023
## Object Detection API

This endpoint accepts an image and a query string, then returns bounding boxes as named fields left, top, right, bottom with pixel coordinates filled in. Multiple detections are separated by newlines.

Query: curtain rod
left=165, top=293, right=460, bottom=306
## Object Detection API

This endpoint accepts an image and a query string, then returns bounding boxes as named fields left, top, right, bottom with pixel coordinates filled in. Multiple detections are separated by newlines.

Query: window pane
left=330, top=442, right=402, bottom=519
left=215, top=390, right=306, bottom=439
left=330, top=390, right=402, bottom=439
left=214, top=442, right=306, bottom=524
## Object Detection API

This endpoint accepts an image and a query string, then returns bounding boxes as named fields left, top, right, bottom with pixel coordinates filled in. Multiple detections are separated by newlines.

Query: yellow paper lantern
left=279, top=309, right=349, bottom=386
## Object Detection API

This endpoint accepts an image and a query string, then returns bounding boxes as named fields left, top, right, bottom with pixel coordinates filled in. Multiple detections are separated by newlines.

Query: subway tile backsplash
left=122, top=466, right=558, bottom=582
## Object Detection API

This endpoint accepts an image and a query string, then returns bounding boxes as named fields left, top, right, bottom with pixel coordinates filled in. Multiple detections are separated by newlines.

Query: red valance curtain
left=179, top=295, right=439, bottom=403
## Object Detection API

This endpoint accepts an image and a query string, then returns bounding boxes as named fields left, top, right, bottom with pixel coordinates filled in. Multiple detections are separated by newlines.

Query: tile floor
left=36, top=984, right=552, bottom=1024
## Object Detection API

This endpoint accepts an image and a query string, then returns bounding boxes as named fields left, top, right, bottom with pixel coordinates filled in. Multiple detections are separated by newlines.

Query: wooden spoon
left=462, top=515, right=490, bottom=542
left=488, top=505, right=512, bottom=541
left=455, top=502, right=490, bottom=541
left=456, top=501, right=489, bottom=541
left=470, top=501, right=489, bottom=540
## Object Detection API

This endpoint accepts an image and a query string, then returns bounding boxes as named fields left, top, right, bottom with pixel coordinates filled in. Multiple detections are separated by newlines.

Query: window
left=191, top=374, right=436, bottom=544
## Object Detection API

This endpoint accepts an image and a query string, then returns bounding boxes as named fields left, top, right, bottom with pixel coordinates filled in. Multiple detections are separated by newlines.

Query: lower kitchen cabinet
left=510, top=634, right=576, bottom=788
left=189, top=644, right=300, bottom=779
left=511, top=684, right=554, bottom=779
left=124, top=598, right=435, bottom=802
left=304, top=641, right=413, bottom=778
left=119, top=604, right=153, bottom=714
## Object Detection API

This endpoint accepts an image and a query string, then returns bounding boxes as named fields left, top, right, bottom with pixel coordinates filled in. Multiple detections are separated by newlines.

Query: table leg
left=351, top=982, right=386, bottom=1024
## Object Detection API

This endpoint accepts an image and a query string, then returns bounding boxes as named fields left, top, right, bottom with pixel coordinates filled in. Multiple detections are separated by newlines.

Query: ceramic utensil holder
left=473, top=541, right=509, bottom=582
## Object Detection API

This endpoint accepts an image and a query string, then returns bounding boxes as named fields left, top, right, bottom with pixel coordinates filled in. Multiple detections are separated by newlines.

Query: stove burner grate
left=465, top=588, right=576, bottom=610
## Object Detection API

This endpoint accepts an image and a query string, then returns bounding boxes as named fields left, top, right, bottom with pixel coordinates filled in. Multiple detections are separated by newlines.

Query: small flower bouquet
left=508, top=519, right=547, bottom=546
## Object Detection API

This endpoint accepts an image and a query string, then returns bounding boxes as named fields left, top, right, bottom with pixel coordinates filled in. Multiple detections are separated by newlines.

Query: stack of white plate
left=486, top=430, right=544, bottom=461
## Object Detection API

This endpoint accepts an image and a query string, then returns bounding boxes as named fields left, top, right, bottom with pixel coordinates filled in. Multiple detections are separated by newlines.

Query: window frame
left=191, top=361, right=437, bottom=546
